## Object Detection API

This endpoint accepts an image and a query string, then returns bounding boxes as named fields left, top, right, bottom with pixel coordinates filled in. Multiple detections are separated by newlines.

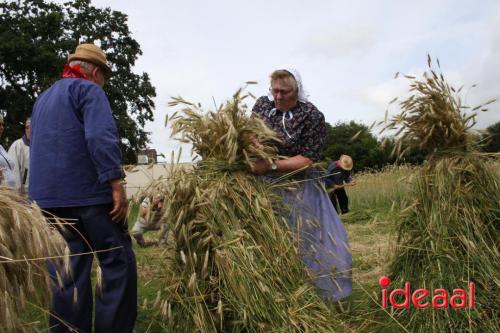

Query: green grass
left=22, top=163, right=499, bottom=332
left=348, top=164, right=415, bottom=210
left=130, top=210, right=404, bottom=333
left=22, top=171, right=405, bottom=333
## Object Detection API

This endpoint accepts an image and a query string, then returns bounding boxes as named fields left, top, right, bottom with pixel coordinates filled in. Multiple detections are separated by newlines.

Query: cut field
left=23, top=162, right=499, bottom=332
left=131, top=165, right=417, bottom=332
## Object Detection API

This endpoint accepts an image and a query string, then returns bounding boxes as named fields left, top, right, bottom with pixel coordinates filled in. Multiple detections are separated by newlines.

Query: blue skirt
left=275, top=170, right=353, bottom=301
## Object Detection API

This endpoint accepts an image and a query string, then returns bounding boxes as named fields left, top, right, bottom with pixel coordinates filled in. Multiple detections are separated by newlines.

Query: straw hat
left=338, top=154, right=353, bottom=171
left=68, top=43, right=112, bottom=78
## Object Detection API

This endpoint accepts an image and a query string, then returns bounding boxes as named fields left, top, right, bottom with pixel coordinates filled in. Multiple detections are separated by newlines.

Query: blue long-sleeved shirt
left=325, top=161, right=352, bottom=188
left=29, top=78, right=124, bottom=208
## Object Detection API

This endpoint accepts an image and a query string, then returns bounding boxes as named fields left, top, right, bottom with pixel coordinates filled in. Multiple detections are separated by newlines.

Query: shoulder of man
left=7, top=138, right=24, bottom=153
left=69, top=78, right=107, bottom=96
left=327, top=161, right=338, bottom=173
left=36, top=79, right=106, bottom=104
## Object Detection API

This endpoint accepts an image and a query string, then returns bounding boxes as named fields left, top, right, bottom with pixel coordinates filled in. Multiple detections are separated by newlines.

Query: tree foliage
left=322, top=121, right=389, bottom=170
left=0, top=0, right=156, bottom=163
left=322, top=121, right=427, bottom=171
left=482, top=121, right=500, bottom=153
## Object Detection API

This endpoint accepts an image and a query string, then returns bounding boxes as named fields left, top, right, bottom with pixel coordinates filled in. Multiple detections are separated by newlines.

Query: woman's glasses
left=269, top=88, right=294, bottom=96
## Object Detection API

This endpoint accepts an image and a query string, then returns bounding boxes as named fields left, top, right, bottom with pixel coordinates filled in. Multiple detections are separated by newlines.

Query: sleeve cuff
left=98, top=168, right=125, bottom=184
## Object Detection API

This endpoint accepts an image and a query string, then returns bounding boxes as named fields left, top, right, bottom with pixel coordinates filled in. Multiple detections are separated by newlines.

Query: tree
left=482, top=121, right=500, bottom=153
left=321, top=121, right=426, bottom=171
left=322, top=121, right=388, bottom=171
left=0, top=0, right=156, bottom=163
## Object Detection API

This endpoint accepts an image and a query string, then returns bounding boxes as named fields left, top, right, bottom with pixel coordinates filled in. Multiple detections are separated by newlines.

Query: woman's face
left=270, top=78, right=297, bottom=112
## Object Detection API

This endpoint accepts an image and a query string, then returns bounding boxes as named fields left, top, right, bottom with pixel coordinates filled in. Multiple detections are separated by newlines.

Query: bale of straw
left=384, top=57, right=500, bottom=332
left=0, top=188, right=66, bottom=332
left=154, top=90, right=345, bottom=332
left=383, top=55, right=496, bottom=158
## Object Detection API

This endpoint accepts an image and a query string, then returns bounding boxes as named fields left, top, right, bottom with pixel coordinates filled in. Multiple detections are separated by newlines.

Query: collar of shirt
left=270, top=100, right=304, bottom=114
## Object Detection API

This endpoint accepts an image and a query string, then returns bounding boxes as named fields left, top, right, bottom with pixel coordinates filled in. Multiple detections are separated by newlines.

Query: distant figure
left=326, top=155, right=355, bottom=214
left=8, top=117, right=31, bottom=194
left=29, top=43, right=137, bottom=333
left=0, top=115, right=16, bottom=188
left=131, top=193, right=169, bottom=247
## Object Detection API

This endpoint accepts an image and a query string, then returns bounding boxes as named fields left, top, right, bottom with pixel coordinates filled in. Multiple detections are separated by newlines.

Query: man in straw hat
left=325, top=154, right=355, bottom=214
left=29, top=43, right=137, bottom=333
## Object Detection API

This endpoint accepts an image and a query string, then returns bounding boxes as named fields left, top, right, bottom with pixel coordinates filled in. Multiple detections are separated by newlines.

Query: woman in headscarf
left=251, top=69, right=352, bottom=301
left=130, top=192, right=168, bottom=247
left=0, top=115, right=16, bottom=188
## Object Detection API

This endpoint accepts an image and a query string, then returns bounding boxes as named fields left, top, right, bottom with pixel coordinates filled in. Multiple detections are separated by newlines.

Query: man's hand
left=250, top=159, right=271, bottom=175
left=110, top=179, right=128, bottom=223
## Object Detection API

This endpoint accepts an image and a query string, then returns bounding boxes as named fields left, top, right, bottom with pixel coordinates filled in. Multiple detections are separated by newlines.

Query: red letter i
left=379, top=276, right=391, bottom=308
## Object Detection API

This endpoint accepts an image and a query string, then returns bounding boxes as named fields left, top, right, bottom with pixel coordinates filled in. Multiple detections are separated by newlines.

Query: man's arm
left=250, top=155, right=312, bottom=175
left=80, top=84, right=126, bottom=222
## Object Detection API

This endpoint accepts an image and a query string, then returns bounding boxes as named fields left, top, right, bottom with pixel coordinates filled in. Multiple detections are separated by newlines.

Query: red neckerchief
left=336, top=160, right=341, bottom=168
left=62, top=63, right=89, bottom=80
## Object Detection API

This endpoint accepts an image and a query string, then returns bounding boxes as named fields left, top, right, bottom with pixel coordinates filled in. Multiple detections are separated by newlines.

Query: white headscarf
left=266, top=67, right=309, bottom=139
left=267, top=67, right=309, bottom=103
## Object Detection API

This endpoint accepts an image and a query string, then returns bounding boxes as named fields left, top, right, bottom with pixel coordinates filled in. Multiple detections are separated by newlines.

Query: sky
left=56, top=0, right=499, bottom=162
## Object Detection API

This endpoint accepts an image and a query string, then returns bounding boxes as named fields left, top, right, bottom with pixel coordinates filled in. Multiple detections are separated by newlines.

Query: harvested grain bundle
left=0, top=188, right=66, bottom=332
left=383, top=56, right=500, bottom=332
left=383, top=55, right=496, bottom=158
left=155, top=90, right=344, bottom=332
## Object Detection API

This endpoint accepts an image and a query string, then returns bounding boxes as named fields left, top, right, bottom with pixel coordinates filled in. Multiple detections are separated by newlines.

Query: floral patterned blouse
left=252, top=96, right=326, bottom=162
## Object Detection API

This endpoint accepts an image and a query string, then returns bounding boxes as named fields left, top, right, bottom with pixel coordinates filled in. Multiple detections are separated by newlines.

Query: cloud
left=300, top=27, right=376, bottom=58
left=449, top=6, right=500, bottom=128
left=48, top=0, right=500, bottom=161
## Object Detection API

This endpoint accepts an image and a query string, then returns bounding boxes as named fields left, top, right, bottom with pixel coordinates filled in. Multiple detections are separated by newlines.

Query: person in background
left=29, top=43, right=137, bottom=333
left=0, top=115, right=16, bottom=188
left=251, top=68, right=352, bottom=301
left=8, top=117, right=31, bottom=194
left=325, top=155, right=355, bottom=214
left=131, top=193, right=169, bottom=247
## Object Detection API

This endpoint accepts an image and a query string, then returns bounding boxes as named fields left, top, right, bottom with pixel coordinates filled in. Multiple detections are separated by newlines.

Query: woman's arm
left=251, top=155, right=312, bottom=175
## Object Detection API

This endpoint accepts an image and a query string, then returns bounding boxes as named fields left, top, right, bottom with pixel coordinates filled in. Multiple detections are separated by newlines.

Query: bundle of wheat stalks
left=153, top=90, right=344, bottom=332
left=383, top=57, right=499, bottom=332
left=0, top=188, right=66, bottom=332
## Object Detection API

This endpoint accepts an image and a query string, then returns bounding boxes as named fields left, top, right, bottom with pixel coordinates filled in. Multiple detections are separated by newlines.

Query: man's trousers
left=45, top=204, right=137, bottom=333
left=329, top=187, right=349, bottom=214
